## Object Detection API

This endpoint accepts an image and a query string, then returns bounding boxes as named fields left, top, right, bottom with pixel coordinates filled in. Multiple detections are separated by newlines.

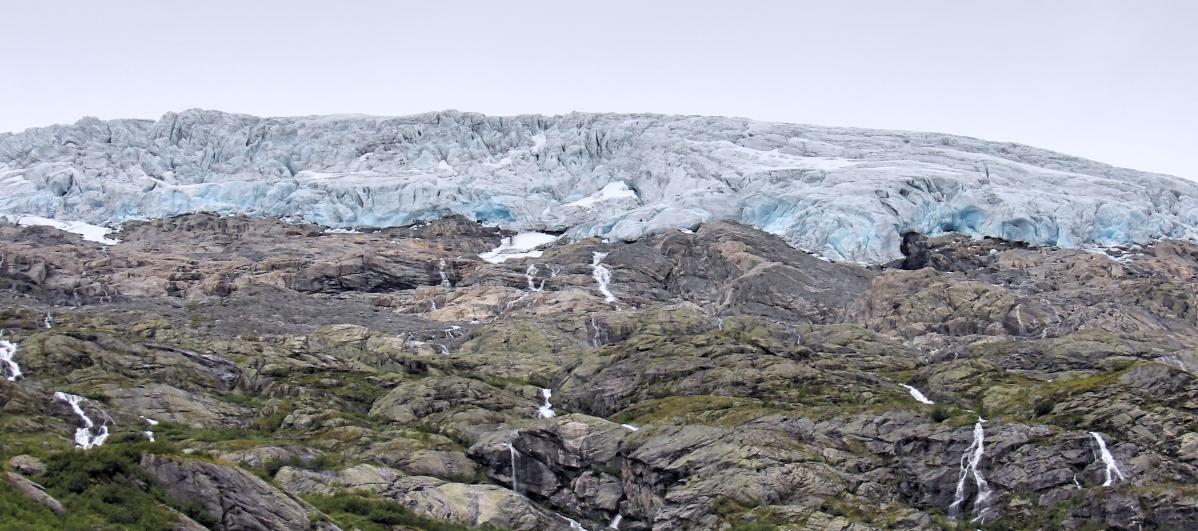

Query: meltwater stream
left=590, top=252, right=617, bottom=304
left=0, top=336, right=21, bottom=382
left=54, top=392, right=110, bottom=449
left=537, top=388, right=557, bottom=418
left=949, top=418, right=992, bottom=523
left=900, top=384, right=935, bottom=405
left=1090, top=432, right=1127, bottom=487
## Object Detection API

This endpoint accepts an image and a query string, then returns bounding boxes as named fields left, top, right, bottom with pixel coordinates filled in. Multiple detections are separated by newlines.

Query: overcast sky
left=2, top=1, right=1194, bottom=179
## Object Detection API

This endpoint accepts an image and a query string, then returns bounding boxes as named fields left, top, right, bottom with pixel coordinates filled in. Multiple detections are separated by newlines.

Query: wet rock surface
left=1, top=213, right=1197, bottom=529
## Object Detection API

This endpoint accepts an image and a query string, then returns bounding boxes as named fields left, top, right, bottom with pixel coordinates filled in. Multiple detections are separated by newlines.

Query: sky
left=1, top=1, right=1194, bottom=179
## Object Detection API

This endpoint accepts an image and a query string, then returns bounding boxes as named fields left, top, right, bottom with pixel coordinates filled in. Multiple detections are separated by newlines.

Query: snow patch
left=479, top=232, right=560, bottom=264
left=3, top=214, right=119, bottom=245
left=564, top=182, right=639, bottom=209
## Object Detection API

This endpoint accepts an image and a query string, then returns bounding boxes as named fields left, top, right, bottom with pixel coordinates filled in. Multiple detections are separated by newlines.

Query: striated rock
left=140, top=454, right=334, bottom=531
left=3, top=471, right=65, bottom=515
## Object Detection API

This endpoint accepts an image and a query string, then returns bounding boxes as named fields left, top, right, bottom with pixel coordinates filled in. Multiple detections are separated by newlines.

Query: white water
left=43, top=312, right=52, bottom=329
left=621, top=424, right=639, bottom=432
left=438, top=258, right=452, bottom=288
left=900, top=384, right=935, bottom=405
left=949, top=419, right=992, bottom=523
left=1089, top=432, right=1127, bottom=487
left=608, top=514, right=623, bottom=529
left=509, top=443, right=521, bottom=494
left=526, top=264, right=546, bottom=292
left=590, top=252, right=617, bottom=303
left=54, top=392, right=110, bottom=449
left=537, top=388, right=556, bottom=418
left=590, top=315, right=602, bottom=347
left=562, top=515, right=587, bottom=531
left=0, top=337, right=21, bottom=382
left=142, top=416, right=159, bottom=442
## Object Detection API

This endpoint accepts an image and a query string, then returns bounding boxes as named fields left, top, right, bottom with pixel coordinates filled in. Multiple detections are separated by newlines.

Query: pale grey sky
left=2, top=1, right=1194, bottom=179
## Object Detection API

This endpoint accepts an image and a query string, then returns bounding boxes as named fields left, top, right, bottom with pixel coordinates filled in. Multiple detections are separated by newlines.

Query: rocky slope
left=1, top=212, right=1196, bottom=530
left=3, top=110, right=1197, bottom=263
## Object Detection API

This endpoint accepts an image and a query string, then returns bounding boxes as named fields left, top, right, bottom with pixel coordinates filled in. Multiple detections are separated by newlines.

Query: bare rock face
left=140, top=454, right=332, bottom=531
left=2, top=213, right=1198, bottom=530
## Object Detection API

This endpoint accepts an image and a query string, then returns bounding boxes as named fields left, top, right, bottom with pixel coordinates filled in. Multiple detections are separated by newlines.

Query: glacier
left=2, top=109, right=1196, bottom=262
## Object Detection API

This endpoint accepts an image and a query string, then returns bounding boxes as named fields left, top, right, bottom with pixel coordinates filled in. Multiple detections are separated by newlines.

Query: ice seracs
left=54, top=392, right=110, bottom=449
left=1090, top=432, right=1127, bottom=487
left=4, top=110, right=1196, bottom=263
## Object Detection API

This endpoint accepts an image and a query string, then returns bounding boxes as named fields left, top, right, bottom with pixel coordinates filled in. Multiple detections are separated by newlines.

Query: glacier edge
left=1, top=109, right=1196, bottom=263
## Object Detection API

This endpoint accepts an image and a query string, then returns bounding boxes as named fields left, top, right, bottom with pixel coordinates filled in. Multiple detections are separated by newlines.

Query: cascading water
left=43, top=312, right=52, bottom=329
left=590, top=315, right=602, bottom=347
left=900, top=384, right=935, bottom=405
left=142, top=416, right=159, bottom=442
left=509, top=443, right=521, bottom=494
left=949, top=418, right=992, bottom=523
left=54, top=392, right=110, bottom=449
left=0, top=334, right=21, bottom=382
left=1089, top=432, right=1127, bottom=487
left=438, top=258, right=452, bottom=288
left=621, top=424, right=639, bottom=432
left=526, top=264, right=546, bottom=292
left=537, top=388, right=556, bottom=418
left=590, top=252, right=617, bottom=304
left=608, top=514, right=623, bottom=529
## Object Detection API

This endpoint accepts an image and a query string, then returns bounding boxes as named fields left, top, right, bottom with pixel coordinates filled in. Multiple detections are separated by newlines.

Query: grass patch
left=305, top=492, right=493, bottom=531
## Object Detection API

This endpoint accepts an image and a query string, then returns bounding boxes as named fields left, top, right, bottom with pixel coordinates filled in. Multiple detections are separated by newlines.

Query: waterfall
left=0, top=335, right=21, bottom=382
left=608, top=515, right=623, bottom=529
left=1089, top=432, right=1127, bottom=487
left=509, top=443, right=521, bottom=494
left=438, top=258, right=452, bottom=288
left=621, top=424, right=639, bottom=432
left=900, top=384, right=935, bottom=405
left=537, top=388, right=556, bottom=418
left=43, top=312, right=52, bottom=329
left=590, top=252, right=617, bottom=303
left=561, top=515, right=587, bottom=530
left=526, top=264, right=546, bottom=292
left=54, top=392, right=110, bottom=449
left=949, top=419, right=992, bottom=523
left=142, top=416, right=159, bottom=442
left=590, top=315, right=602, bottom=347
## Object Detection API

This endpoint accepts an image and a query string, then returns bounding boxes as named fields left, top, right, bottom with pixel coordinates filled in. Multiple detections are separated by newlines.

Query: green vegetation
left=0, top=441, right=189, bottom=530
left=305, top=492, right=495, bottom=531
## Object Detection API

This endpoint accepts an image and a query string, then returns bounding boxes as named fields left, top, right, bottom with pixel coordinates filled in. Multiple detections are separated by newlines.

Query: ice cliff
left=2, top=109, right=1195, bottom=262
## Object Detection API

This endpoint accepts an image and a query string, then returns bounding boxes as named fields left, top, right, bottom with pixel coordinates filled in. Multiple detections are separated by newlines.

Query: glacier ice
left=2, top=109, right=1196, bottom=262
